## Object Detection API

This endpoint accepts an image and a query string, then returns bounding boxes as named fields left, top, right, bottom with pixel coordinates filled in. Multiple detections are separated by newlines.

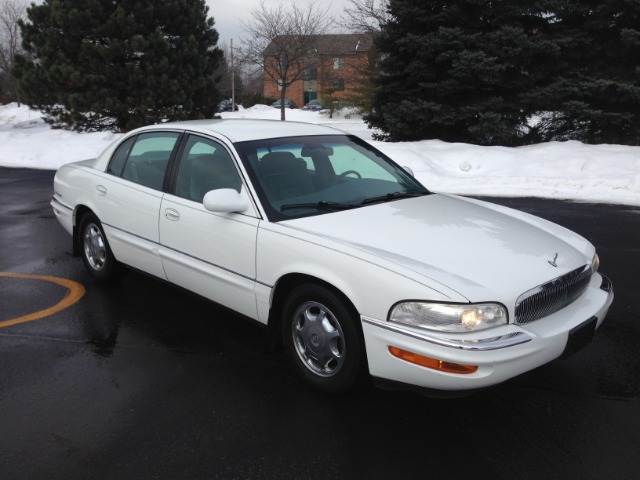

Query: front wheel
left=282, top=284, right=364, bottom=393
left=78, top=212, right=120, bottom=282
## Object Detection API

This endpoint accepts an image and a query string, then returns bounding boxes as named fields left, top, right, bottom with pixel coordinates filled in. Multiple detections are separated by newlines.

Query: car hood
left=281, top=194, right=593, bottom=303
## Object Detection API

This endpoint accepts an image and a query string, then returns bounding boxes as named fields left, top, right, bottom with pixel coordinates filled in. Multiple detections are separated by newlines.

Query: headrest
left=260, top=151, right=299, bottom=174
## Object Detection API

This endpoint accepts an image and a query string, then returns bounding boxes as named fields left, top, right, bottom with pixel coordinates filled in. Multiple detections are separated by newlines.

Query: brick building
left=263, top=33, right=374, bottom=108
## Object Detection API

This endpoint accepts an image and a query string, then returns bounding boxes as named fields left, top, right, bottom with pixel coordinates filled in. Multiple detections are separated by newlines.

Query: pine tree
left=13, top=0, right=223, bottom=131
left=527, top=0, right=640, bottom=145
left=368, top=0, right=547, bottom=145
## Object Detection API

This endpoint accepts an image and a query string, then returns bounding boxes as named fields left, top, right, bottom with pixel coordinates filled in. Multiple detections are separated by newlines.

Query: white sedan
left=51, top=119, right=614, bottom=395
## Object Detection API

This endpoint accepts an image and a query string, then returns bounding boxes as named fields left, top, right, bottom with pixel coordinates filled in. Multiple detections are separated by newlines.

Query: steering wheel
left=339, top=170, right=362, bottom=179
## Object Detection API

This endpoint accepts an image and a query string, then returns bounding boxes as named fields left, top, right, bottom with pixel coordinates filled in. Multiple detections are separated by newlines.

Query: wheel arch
left=267, top=272, right=363, bottom=350
left=72, top=205, right=95, bottom=256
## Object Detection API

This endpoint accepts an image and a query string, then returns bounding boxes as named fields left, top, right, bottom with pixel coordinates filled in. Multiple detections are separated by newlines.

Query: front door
left=159, top=134, right=260, bottom=319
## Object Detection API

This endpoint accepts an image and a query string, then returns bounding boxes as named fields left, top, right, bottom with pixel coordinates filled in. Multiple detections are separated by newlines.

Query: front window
left=235, top=135, right=429, bottom=221
left=174, top=135, right=243, bottom=203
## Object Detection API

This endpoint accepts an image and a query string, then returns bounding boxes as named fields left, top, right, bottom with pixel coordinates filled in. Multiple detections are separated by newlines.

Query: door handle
left=96, top=185, right=107, bottom=196
left=165, top=208, right=180, bottom=221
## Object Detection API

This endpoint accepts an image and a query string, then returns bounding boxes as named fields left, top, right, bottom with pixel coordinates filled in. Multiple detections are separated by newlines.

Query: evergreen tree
left=526, top=0, right=640, bottom=145
left=13, top=0, right=223, bottom=131
left=368, top=0, right=547, bottom=145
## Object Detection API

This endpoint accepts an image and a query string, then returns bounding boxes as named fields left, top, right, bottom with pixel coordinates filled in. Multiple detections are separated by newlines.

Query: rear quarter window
left=107, top=137, right=135, bottom=176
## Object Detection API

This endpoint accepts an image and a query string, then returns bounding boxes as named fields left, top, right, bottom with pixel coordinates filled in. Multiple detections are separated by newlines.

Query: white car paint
left=159, top=193, right=260, bottom=320
left=280, top=194, right=592, bottom=311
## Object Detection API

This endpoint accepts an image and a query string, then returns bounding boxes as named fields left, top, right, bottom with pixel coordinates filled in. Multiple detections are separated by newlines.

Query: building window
left=303, top=67, right=318, bottom=80
left=333, top=57, right=344, bottom=70
left=332, top=78, right=345, bottom=91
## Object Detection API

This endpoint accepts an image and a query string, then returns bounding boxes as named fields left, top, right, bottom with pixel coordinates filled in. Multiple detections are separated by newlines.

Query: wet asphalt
left=1, top=166, right=639, bottom=480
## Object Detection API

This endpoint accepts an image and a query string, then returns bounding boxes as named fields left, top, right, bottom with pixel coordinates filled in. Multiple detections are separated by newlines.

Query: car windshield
left=234, top=134, right=429, bottom=221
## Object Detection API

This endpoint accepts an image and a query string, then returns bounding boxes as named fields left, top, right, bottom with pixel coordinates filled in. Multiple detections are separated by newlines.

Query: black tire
left=282, top=284, right=364, bottom=393
left=78, top=212, right=120, bottom=282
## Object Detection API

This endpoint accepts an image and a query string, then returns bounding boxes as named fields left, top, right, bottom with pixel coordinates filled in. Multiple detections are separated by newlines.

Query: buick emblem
left=548, top=253, right=559, bottom=267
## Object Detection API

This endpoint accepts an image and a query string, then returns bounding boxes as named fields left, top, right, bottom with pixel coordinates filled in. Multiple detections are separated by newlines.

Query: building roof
left=264, top=33, right=374, bottom=57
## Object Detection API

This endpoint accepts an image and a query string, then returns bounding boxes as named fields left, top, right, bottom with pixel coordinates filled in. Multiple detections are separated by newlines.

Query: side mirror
left=402, top=166, right=415, bottom=177
left=203, top=188, right=249, bottom=213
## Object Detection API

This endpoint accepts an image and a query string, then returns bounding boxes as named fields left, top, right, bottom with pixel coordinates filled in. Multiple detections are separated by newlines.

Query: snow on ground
left=1, top=102, right=639, bottom=206
left=0, top=104, right=121, bottom=170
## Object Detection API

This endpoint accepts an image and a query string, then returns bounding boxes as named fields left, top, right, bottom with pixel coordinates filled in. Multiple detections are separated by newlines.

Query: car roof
left=132, top=119, right=344, bottom=143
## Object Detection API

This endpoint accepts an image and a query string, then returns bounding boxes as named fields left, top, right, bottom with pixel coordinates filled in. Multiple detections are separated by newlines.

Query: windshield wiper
left=361, top=191, right=427, bottom=205
left=280, top=201, right=361, bottom=212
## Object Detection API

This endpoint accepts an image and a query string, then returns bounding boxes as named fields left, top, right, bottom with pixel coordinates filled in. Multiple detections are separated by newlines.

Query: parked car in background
left=303, top=100, right=325, bottom=111
left=50, top=119, right=613, bottom=396
left=217, top=99, right=237, bottom=112
left=272, top=99, right=298, bottom=109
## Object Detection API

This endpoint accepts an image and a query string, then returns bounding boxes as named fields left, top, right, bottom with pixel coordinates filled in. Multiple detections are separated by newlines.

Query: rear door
left=97, top=131, right=182, bottom=279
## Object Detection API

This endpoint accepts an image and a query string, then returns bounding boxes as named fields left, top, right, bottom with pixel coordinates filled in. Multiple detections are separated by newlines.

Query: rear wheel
left=282, top=284, right=364, bottom=393
left=78, top=212, right=119, bottom=281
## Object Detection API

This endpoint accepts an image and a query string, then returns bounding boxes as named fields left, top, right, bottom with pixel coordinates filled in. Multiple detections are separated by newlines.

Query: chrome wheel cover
left=291, top=301, right=346, bottom=377
left=83, top=223, right=107, bottom=271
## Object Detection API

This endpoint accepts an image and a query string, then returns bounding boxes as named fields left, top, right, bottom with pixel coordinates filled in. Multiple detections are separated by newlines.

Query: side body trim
left=103, top=221, right=273, bottom=288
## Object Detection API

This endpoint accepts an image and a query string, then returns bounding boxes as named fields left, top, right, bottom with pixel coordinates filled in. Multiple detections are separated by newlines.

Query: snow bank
left=374, top=140, right=640, bottom=206
left=0, top=103, right=121, bottom=170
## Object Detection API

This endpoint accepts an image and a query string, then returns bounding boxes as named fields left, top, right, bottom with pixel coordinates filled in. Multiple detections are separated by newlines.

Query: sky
left=205, top=0, right=351, bottom=45
left=1, top=102, right=638, bottom=207
left=26, top=1, right=351, bottom=46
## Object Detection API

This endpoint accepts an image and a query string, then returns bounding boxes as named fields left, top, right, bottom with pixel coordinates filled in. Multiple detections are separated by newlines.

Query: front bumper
left=362, top=273, right=614, bottom=392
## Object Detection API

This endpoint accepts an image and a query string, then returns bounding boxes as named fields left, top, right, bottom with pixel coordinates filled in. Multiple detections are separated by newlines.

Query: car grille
left=515, top=265, right=592, bottom=325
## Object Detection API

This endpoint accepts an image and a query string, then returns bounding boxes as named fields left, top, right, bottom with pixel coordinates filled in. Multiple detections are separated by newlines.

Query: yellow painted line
left=0, top=272, right=86, bottom=328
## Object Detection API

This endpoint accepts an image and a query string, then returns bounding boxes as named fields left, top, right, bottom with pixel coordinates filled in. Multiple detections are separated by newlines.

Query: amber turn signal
left=388, top=346, right=478, bottom=374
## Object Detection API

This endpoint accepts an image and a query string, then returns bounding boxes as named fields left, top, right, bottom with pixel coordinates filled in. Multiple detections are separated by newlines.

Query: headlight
left=389, top=302, right=508, bottom=333
left=591, top=253, right=600, bottom=272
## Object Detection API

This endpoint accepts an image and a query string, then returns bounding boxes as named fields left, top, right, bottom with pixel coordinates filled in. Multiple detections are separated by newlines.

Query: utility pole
left=231, top=38, right=235, bottom=111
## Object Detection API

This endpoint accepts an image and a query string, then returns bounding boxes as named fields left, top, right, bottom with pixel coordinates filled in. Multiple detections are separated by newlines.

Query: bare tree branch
left=0, top=0, right=27, bottom=102
left=0, top=0, right=26, bottom=69
left=339, top=0, right=390, bottom=33
left=240, top=0, right=333, bottom=120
